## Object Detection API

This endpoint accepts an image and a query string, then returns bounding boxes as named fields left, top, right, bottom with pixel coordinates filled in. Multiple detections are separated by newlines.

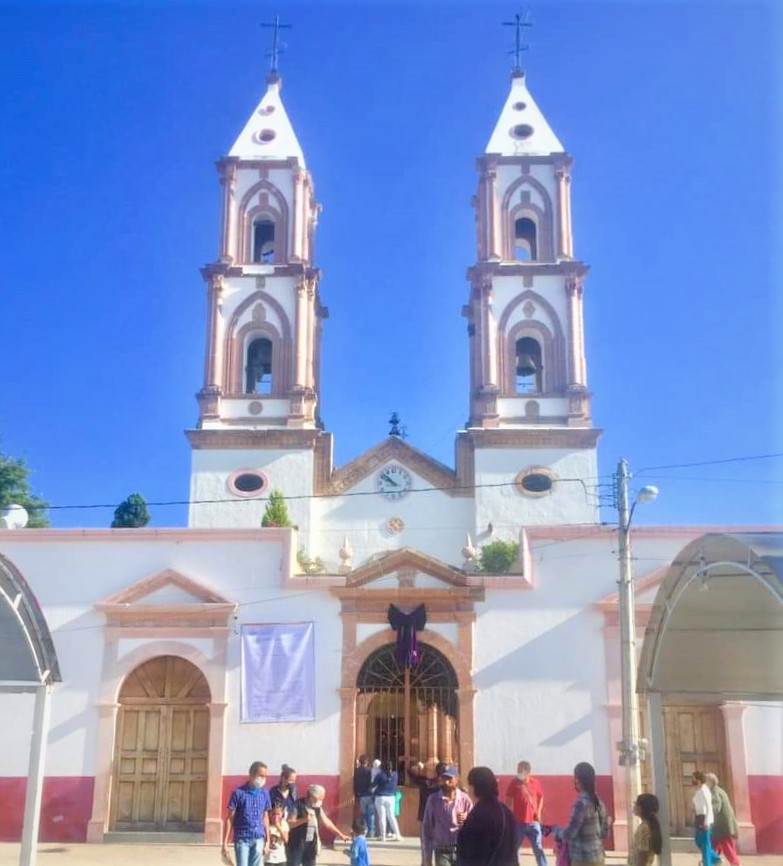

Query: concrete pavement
left=1, top=841, right=780, bottom=866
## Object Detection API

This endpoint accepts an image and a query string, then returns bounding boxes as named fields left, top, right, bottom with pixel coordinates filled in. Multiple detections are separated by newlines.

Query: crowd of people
left=220, top=757, right=741, bottom=866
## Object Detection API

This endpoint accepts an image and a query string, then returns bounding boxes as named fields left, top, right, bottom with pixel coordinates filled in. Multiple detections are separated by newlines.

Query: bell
left=516, top=353, right=538, bottom=377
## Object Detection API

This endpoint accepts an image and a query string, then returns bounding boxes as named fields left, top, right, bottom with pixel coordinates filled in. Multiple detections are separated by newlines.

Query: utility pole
left=617, top=458, right=643, bottom=858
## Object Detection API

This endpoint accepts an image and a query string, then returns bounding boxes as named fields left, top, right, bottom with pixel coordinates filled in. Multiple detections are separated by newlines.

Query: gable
left=98, top=568, right=232, bottom=607
left=317, top=437, right=470, bottom=498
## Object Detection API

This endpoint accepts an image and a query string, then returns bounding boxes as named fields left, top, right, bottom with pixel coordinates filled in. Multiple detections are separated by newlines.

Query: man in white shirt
left=692, top=771, right=720, bottom=866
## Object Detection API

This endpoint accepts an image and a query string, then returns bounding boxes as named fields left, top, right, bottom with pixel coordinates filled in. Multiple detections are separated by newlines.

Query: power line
left=635, top=452, right=783, bottom=475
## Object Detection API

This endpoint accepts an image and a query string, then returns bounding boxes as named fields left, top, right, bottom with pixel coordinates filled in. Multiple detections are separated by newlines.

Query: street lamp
left=615, top=459, right=658, bottom=858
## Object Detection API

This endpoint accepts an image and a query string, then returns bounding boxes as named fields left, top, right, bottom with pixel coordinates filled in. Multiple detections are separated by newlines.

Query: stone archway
left=110, top=656, right=211, bottom=834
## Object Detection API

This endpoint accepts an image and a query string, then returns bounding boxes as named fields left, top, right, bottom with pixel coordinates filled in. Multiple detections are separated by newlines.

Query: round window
left=512, top=101, right=527, bottom=111
left=515, top=467, right=556, bottom=497
left=228, top=471, right=268, bottom=497
left=511, top=124, right=535, bottom=140
left=256, top=129, right=276, bottom=143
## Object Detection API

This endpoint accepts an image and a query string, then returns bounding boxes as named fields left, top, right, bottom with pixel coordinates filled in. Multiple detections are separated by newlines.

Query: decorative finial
left=503, top=9, right=533, bottom=75
left=261, top=14, right=292, bottom=75
left=389, top=412, right=402, bottom=438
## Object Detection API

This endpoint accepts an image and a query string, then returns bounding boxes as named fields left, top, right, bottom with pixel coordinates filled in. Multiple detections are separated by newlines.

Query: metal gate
left=356, top=642, right=459, bottom=777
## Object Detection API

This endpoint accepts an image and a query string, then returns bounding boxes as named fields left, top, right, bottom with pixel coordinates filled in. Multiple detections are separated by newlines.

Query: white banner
left=240, top=622, right=315, bottom=723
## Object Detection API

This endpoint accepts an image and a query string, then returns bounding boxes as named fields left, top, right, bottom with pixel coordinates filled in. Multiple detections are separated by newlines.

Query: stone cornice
left=458, top=427, right=602, bottom=449
left=344, top=546, right=470, bottom=588
left=186, top=428, right=326, bottom=450
left=467, top=260, right=590, bottom=282
left=476, top=153, right=574, bottom=169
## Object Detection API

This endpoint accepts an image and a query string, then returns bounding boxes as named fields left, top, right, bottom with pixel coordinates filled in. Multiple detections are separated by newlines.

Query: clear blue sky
left=0, top=0, right=781, bottom=528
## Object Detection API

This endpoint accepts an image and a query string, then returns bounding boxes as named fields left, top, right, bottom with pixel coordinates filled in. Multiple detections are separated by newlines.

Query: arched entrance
left=356, top=642, right=458, bottom=836
left=111, top=656, right=210, bottom=832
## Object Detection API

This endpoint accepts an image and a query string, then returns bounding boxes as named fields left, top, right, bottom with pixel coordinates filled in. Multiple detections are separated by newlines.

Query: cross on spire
left=503, top=9, right=533, bottom=73
left=261, top=14, right=292, bottom=74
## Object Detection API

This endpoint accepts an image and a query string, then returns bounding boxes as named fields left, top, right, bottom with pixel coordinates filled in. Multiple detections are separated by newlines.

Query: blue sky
left=0, top=0, right=780, bottom=528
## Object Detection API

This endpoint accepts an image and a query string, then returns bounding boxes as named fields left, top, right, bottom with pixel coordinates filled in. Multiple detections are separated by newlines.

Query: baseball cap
left=439, top=764, right=459, bottom=778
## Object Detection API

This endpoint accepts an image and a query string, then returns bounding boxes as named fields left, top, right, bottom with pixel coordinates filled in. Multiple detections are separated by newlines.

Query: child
left=632, top=793, right=663, bottom=866
left=265, top=804, right=289, bottom=865
left=349, top=817, right=370, bottom=866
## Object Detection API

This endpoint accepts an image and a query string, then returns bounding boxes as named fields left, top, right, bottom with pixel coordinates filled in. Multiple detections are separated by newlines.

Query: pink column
left=720, top=703, right=757, bottom=854
left=203, top=275, right=225, bottom=390
left=218, top=162, right=237, bottom=262
left=486, top=167, right=502, bottom=260
left=293, top=280, right=307, bottom=388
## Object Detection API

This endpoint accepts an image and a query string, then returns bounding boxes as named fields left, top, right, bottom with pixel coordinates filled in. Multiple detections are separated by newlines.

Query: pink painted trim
left=98, top=567, right=233, bottom=606
left=226, top=468, right=269, bottom=499
left=237, top=179, right=290, bottom=263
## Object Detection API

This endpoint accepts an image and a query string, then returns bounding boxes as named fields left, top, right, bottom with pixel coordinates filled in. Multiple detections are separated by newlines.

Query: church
left=1, top=46, right=781, bottom=861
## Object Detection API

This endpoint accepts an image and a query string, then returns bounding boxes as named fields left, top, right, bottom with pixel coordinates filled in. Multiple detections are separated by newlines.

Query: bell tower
left=460, top=66, right=601, bottom=526
left=196, top=70, right=325, bottom=433
left=187, top=67, right=329, bottom=529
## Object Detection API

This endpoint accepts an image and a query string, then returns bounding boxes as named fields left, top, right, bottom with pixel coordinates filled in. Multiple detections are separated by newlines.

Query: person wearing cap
left=287, top=784, right=350, bottom=866
left=421, top=764, right=473, bottom=866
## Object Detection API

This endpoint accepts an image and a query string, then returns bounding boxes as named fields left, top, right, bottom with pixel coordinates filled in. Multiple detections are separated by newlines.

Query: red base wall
left=495, top=774, right=615, bottom=850
left=749, top=774, right=783, bottom=854
left=0, top=777, right=94, bottom=842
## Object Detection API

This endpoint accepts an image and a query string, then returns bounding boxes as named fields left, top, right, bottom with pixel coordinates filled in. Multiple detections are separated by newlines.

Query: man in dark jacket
left=353, top=755, right=375, bottom=839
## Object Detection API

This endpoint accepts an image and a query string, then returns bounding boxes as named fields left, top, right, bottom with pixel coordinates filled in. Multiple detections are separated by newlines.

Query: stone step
left=104, top=833, right=205, bottom=845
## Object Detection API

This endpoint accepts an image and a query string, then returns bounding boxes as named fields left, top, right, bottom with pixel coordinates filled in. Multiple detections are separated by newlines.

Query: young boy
left=350, top=817, right=370, bottom=866
left=265, top=803, right=289, bottom=865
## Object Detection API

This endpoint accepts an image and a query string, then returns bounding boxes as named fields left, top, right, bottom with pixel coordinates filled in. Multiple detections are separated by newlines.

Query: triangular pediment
left=325, top=437, right=466, bottom=497
left=346, top=548, right=469, bottom=589
left=98, top=568, right=233, bottom=608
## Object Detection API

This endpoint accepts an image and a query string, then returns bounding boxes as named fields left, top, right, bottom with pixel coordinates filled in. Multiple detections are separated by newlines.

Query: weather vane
left=503, top=9, right=533, bottom=73
left=261, top=14, right=292, bottom=74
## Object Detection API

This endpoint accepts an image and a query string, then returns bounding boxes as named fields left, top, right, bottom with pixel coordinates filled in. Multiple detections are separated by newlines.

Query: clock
left=376, top=465, right=412, bottom=501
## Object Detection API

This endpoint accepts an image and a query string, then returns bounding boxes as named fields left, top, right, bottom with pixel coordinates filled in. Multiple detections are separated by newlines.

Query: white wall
left=743, top=702, right=783, bottom=776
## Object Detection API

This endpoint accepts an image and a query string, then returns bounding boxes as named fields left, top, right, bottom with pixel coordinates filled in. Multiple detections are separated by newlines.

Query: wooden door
left=663, top=706, right=728, bottom=835
left=112, top=656, right=211, bottom=831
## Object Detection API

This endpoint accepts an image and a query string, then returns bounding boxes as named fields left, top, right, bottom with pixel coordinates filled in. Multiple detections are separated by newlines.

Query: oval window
left=511, top=123, right=535, bottom=140
left=230, top=472, right=267, bottom=495
left=521, top=473, right=552, bottom=493
left=516, top=467, right=556, bottom=497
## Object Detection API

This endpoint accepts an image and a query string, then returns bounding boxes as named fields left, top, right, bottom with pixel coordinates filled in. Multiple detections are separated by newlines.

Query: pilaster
left=720, top=702, right=757, bottom=853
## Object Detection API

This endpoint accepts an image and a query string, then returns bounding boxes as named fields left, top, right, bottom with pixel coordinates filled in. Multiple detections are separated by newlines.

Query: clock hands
left=380, top=472, right=399, bottom=488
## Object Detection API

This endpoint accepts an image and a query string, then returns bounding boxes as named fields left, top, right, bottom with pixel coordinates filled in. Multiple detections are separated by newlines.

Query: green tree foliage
left=297, top=548, right=325, bottom=575
left=479, top=539, right=520, bottom=574
left=111, top=493, right=151, bottom=528
left=261, top=489, right=293, bottom=528
left=0, top=450, right=50, bottom=527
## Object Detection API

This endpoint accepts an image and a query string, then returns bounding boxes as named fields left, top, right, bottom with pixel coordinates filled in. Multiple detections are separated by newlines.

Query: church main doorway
left=110, top=656, right=210, bottom=833
left=356, top=642, right=458, bottom=837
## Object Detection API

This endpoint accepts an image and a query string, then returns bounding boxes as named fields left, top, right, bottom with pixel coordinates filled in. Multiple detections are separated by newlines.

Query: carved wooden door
left=664, top=705, right=728, bottom=835
left=112, top=656, right=210, bottom=831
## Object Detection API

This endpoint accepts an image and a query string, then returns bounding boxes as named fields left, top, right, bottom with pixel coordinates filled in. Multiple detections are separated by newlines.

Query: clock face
left=376, top=465, right=412, bottom=501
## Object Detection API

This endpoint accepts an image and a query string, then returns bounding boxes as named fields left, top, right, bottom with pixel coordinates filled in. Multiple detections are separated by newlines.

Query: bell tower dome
left=195, top=70, right=325, bottom=433
left=460, top=65, right=601, bottom=527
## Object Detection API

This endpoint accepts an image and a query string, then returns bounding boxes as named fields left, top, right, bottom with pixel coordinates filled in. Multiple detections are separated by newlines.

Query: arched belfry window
left=245, top=337, right=273, bottom=394
left=515, top=336, right=543, bottom=393
left=514, top=217, right=538, bottom=261
left=252, top=219, right=276, bottom=264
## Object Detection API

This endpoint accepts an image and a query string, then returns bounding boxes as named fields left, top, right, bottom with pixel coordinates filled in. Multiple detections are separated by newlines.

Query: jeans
left=234, top=839, right=262, bottom=866
left=517, top=822, right=548, bottom=866
left=375, top=794, right=401, bottom=839
left=359, top=795, right=376, bottom=837
left=695, top=827, right=721, bottom=866
left=287, top=843, right=317, bottom=866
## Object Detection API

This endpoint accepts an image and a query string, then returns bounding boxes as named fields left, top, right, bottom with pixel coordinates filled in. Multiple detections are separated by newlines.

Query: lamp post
left=616, top=459, right=658, bottom=859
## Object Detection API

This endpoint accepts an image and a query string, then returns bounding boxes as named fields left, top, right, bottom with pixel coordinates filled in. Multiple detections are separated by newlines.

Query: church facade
left=1, top=63, right=781, bottom=856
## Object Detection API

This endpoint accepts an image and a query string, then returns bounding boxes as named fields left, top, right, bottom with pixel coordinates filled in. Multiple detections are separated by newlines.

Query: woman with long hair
left=632, top=793, right=663, bottom=866
left=456, top=766, right=518, bottom=866
left=555, top=762, right=611, bottom=866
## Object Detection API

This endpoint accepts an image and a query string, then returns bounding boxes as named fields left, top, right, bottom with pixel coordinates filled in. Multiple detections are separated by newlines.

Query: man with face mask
left=223, top=761, right=271, bottom=866
left=505, top=760, right=547, bottom=866
left=287, top=783, right=350, bottom=866
left=421, top=765, right=473, bottom=866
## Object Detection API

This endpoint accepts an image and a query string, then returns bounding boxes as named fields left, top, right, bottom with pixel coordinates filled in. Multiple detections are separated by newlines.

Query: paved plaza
left=1, top=842, right=780, bottom=866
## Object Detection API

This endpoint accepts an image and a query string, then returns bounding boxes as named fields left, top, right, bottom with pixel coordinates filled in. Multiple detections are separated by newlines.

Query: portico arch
left=639, top=532, right=783, bottom=862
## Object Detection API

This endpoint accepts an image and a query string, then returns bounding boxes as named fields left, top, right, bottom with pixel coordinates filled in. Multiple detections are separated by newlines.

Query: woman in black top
left=269, top=764, right=298, bottom=820
left=457, top=767, right=518, bottom=866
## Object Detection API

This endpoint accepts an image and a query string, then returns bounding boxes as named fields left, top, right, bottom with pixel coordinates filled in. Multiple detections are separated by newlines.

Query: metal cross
left=261, top=14, right=292, bottom=73
left=503, top=9, right=533, bottom=72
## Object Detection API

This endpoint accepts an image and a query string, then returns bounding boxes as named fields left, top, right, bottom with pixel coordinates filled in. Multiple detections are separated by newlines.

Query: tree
left=261, top=488, right=293, bottom=528
left=0, top=450, right=49, bottom=527
left=479, top=539, right=520, bottom=574
left=111, top=493, right=151, bottom=528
